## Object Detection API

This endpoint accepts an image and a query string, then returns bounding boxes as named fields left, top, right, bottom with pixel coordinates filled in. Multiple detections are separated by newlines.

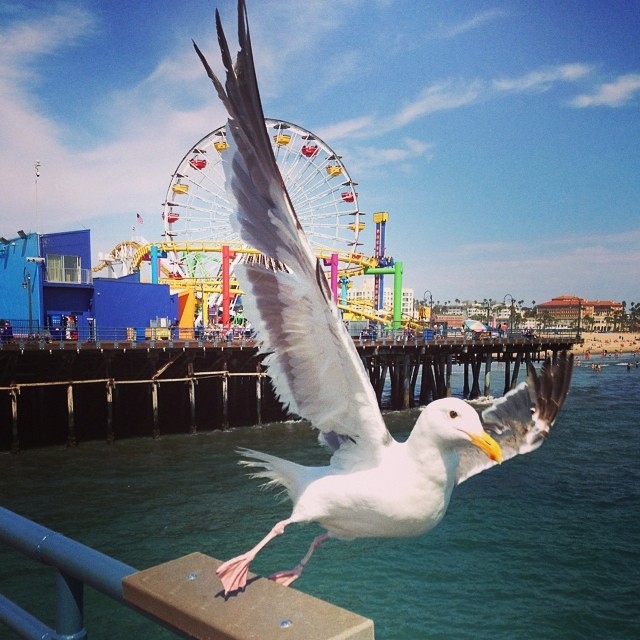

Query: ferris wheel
left=161, top=118, right=363, bottom=260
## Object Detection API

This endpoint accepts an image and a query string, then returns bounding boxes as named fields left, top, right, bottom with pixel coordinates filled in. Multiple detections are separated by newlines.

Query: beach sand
left=572, top=331, right=640, bottom=357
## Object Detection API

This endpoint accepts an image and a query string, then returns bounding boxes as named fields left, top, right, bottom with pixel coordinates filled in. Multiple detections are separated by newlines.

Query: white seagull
left=193, top=0, right=574, bottom=596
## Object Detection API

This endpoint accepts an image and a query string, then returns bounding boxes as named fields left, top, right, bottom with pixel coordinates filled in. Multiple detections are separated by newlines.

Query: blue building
left=0, top=229, right=177, bottom=341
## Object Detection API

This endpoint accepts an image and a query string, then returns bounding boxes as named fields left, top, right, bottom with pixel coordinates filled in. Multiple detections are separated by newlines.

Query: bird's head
left=414, top=398, right=502, bottom=463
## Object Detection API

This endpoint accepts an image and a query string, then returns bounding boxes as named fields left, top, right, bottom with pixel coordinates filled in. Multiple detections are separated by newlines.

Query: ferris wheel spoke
left=178, top=174, right=227, bottom=202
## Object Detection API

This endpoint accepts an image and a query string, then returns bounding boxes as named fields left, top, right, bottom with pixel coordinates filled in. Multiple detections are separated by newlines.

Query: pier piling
left=106, top=380, right=115, bottom=444
left=66, top=384, right=76, bottom=447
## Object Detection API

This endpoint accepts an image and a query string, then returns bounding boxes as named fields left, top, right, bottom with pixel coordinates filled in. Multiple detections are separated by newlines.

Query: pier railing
left=0, top=506, right=144, bottom=639
left=1, top=320, right=232, bottom=344
left=0, top=507, right=374, bottom=639
left=1, top=318, right=580, bottom=349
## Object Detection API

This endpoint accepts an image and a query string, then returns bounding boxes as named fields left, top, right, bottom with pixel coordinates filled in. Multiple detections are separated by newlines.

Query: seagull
left=193, top=0, right=574, bottom=596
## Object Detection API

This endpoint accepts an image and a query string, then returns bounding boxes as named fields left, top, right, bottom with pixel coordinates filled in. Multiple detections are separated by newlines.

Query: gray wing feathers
left=457, top=351, right=573, bottom=484
left=530, top=353, right=574, bottom=427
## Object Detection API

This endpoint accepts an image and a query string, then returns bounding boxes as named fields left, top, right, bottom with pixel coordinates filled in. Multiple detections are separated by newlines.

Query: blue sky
left=1, top=0, right=639, bottom=305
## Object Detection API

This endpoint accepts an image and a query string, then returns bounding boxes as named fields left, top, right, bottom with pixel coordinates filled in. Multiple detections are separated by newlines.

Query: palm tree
left=629, top=302, right=640, bottom=331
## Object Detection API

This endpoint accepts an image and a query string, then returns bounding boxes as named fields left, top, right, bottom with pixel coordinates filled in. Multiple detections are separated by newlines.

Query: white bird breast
left=291, top=446, right=453, bottom=540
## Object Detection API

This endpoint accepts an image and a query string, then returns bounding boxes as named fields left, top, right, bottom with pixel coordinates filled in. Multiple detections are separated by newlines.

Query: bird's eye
left=449, top=410, right=458, bottom=418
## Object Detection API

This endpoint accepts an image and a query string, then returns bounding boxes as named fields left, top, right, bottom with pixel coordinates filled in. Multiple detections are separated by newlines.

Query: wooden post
left=424, top=358, right=436, bottom=403
left=151, top=381, right=160, bottom=439
left=418, top=355, right=427, bottom=404
left=463, top=358, right=470, bottom=399
left=376, top=362, right=388, bottom=404
left=433, top=360, right=441, bottom=399
left=446, top=354, right=453, bottom=397
left=67, top=384, right=77, bottom=447
left=188, top=378, right=197, bottom=435
left=402, top=354, right=411, bottom=410
left=188, top=362, right=197, bottom=435
left=106, top=379, right=115, bottom=444
left=484, top=351, right=492, bottom=397
left=510, top=352, right=523, bottom=389
left=395, top=358, right=403, bottom=409
left=221, top=372, right=229, bottom=430
left=470, top=353, right=482, bottom=399
left=409, top=358, right=420, bottom=407
left=503, top=352, right=511, bottom=395
left=10, top=387, right=19, bottom=453
left=255, top=363, right=263, bottom=426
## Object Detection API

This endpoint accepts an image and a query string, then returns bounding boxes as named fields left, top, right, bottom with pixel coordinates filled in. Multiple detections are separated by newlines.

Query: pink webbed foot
left=216, top=553, right=253, bottom=594
left=216, top=518, right=294, bottom=595
left=268, top=533, right=332, bottom=588
left=269, top=563, right=304, bottom=587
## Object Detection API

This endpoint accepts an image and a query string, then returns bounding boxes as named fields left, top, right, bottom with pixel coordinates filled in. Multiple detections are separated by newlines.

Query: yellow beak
left=468, top=430, right=503, bottom=463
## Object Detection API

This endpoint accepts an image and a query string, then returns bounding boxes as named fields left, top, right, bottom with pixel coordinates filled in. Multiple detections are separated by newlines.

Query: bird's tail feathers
left=236, top=447, right=303, bottom=501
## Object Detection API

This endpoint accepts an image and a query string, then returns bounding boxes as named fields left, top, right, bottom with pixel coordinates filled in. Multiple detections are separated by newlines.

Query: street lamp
left=483, top=298, right=491, bottom=325
left=35, top=161, right=41, bottom=233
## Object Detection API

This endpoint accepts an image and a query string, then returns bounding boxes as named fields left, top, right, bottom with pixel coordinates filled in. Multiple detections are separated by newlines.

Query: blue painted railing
left=0, top=507, right=177, bottom=639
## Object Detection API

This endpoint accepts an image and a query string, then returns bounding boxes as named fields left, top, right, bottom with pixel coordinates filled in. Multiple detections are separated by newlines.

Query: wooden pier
left=0, top=335, right=577, bottom=451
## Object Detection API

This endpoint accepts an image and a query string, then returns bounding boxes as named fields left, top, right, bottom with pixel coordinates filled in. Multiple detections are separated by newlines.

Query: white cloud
left=493, top=64, right=592, bottom=93
left=317, top=115, right=377, bottom=142
left=435, top=9, right=506, bottom=39
left=392, top=80, right=482, bottom=127
left=333, top=62, right=593, bottom=144
left=352, top=139, right=432, bottom=168
left=0, top=6, right=94, bottom=64
left=570, top=73, right=640, bottom=107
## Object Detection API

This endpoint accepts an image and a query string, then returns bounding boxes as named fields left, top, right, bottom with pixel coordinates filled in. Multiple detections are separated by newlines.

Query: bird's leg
left=269, top=532, right=331, bottom=587
left=217, top=517, right=292, bottom=594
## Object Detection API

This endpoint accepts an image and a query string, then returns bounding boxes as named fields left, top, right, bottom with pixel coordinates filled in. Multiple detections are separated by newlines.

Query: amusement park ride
left=94, top=119, right=409, bottom=330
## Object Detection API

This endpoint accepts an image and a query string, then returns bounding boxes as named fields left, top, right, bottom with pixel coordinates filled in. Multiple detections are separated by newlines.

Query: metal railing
left=0, top=507, right=178, bottom=639
left=0, top=320, right=256, bottom=346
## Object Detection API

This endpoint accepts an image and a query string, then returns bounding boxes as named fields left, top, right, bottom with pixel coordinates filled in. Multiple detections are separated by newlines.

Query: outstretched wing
left=456, top=351, right=574, bottom=484
left=193, top=0, right=391, bottom=463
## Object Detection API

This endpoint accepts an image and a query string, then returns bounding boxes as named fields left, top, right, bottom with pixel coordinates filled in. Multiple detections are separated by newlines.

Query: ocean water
left=1, top=354, right=639, bottom=639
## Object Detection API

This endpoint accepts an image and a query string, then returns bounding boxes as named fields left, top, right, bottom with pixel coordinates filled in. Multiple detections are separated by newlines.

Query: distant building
left=0, top=229, right=177, bottom=340
left=536, top=295, right=623, bottom=331
left=587, top=300, right=625, bottom=331
left=536, top=295, right=583, bottom=328
left=434, top=309, right=465, bottom=330
left=347, top=277, right=414, bottom=320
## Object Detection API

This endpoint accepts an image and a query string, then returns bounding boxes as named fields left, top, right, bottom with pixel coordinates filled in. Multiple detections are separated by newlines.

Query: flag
left=136, top=213, right=144, bottom=224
